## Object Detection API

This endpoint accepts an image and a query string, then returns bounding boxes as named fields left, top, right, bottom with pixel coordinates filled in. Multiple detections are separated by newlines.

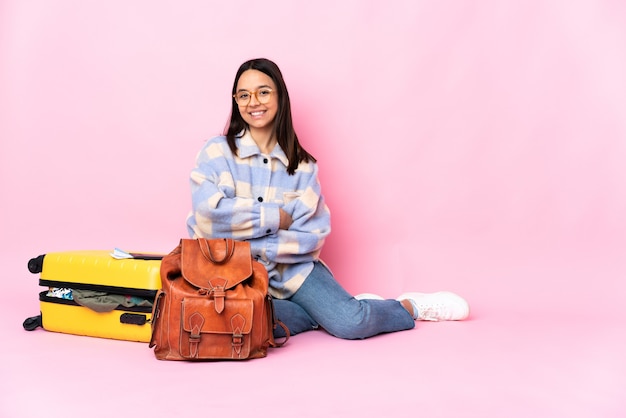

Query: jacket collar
left=236, top=130, right=289, bottom=167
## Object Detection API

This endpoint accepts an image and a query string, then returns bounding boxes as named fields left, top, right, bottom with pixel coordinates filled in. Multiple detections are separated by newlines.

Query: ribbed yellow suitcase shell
left=36, top=250, right=162, bottom=342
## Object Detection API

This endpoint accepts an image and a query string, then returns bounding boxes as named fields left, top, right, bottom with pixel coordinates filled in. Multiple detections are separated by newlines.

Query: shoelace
left=416, top=304, right=452, bottom=321
left=416, top=307, right=440, bottom=321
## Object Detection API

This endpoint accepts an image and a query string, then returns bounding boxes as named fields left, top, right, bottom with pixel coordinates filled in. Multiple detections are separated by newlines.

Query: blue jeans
left=272, top=261, right=415, bottom=340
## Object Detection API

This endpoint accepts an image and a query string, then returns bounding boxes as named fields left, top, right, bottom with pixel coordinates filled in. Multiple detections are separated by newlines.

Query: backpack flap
left=180, top=238, right=253, bottom=291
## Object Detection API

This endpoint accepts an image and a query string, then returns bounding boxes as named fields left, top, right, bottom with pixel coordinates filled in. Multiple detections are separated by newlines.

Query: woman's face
left=235, top=69, right=279, bottom=134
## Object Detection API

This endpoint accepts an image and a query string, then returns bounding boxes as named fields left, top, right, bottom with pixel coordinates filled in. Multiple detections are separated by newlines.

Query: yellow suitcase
left=24, top=250, right=163, bottom=342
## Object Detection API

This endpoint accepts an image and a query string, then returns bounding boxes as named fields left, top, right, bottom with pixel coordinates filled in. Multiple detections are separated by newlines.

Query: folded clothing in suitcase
left=24, top=250, right=163, bottom=342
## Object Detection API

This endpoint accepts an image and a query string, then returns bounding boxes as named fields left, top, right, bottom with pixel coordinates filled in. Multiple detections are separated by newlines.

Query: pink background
left=1, top=1, right=625, bottom=417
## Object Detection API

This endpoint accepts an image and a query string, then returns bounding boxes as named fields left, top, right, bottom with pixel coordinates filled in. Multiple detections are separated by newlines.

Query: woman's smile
left=249, top=110, right=266, bottom=119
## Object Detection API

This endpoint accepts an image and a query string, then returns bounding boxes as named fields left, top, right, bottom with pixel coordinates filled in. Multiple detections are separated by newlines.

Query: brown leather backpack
left=149, top=238, right=288, bottom=360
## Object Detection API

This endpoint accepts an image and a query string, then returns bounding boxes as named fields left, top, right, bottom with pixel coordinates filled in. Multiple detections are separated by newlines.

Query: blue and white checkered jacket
left=186, top=132, right=331, bottom=299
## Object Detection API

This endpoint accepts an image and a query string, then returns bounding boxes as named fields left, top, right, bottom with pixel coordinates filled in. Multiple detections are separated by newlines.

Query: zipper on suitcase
left=38, top=280, right=158, bottom=299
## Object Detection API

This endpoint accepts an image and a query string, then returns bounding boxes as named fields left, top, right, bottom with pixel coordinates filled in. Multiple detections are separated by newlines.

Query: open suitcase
left=23, top=250, right=163, bottom=342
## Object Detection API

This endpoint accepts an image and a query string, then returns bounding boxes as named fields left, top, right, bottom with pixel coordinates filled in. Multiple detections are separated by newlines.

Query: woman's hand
left=279, top=208, right=293, bottom=230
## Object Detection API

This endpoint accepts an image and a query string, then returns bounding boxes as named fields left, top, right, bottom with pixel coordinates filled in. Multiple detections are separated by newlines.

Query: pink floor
left=2, top=246, right=625, bottom=418
left=3, top=1, right=626, bottom=416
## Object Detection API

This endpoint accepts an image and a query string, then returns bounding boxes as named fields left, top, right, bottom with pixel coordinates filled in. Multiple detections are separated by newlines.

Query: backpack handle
left=198, top=238, right=235, bottom=264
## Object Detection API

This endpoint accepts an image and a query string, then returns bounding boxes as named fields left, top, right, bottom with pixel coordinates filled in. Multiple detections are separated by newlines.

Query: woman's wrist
left=279, top=208, right=293, bottom=230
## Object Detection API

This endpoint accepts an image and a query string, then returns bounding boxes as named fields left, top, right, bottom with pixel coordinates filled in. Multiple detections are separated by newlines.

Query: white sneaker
left=397, top=291, right=469, bottom=321
left=354, top=293, right=384, bottom=300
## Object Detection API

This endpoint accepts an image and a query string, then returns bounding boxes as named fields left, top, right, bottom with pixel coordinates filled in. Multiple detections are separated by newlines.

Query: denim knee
left=272, top=299, right=318, bottom=338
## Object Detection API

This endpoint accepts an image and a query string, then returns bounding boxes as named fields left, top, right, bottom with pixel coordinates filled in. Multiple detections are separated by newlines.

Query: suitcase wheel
left=23, top=315, right=43, bottom=331
left=28, top=255, right=45, bottom=274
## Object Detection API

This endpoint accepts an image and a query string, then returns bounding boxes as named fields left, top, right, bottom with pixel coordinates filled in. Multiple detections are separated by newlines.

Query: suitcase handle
left=128, top=253, right=164, bottom=260
left=119, top=313, right=147, bottom=326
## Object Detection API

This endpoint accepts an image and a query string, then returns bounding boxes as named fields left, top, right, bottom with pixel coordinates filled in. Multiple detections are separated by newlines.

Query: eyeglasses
left=233, top=88, right=274, bottom=106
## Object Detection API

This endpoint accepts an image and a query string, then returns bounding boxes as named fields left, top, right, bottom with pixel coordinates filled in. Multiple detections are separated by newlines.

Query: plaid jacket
left=186, top=132, right=331, bottom=298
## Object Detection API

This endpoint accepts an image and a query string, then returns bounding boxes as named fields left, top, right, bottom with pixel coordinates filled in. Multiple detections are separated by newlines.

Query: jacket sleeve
left=261, top=162, right=331, bottom=264
left=187, top=140, right=281, bottom=240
